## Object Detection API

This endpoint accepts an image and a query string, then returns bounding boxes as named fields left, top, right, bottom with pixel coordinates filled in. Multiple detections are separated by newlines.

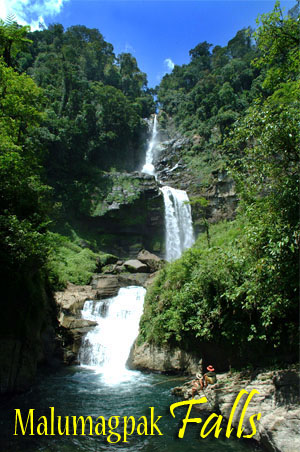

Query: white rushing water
left=160, top=186, right=194, bottom=261
left=141, top=114, right=194, bottom=261
left=142, top=114, right=158, bottom=175
left=79, top=286, right=146, bottom=384
left=77, top=116, right=195, bottom=388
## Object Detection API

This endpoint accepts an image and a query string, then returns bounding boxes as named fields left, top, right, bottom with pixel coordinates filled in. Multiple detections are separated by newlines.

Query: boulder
left=59, top=316, right=97, bottom=331
left=58, top=315, right=98, bottom=365
left=96, top=253, right=119, bottom=271
left=55, top=283, right=98, bottom=315
left=91, top=274, right=125, bottom=298
left=137, top=249, right=164, bottom=272
left=55, top=284, right=102, bottom=364
left=129, top=341, right=201, bottom=374
left=124, top=259, right=149, bottom=273
left=119, top=273, right=149, bottom=287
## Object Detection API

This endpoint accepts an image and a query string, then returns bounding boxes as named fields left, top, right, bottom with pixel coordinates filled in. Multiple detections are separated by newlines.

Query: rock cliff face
left=78, top=172, right=165, bottom=257
left=0, top=277, right=60, bottom=395
left=130, top=339, right=233, bottom=374
left=66, top=118, right=238, bottom=260
left=172, top=367, right=300, bottom=452
left=152, top=126, right=238, bottom=228
left=129, top=342, right=201, bottom=374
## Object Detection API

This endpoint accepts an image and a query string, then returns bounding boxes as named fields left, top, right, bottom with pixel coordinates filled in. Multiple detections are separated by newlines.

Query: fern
left=5, top=13, right=17, bottom=27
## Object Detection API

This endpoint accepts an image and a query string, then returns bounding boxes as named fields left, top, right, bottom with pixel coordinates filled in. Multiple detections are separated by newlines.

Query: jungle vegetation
left=140, top=2, right=299, bottom=363
left=0, top=2, right=298, bottom=364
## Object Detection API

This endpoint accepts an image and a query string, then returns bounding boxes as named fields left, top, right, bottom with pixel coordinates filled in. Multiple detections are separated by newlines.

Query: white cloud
left=164, top=58, right=175, bottom=71
left=0, top=0, right=69, bottom=31
left=155, top=57, right=175, bottom=84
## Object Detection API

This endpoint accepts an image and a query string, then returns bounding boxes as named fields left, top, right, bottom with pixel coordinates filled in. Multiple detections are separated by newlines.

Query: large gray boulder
left=124, top=259, right=149, bottom=273
left=58, top=315, right=97, bottom=364
left=91, top=274, right=125, bottom=298
left=55, top=283, right=97, bottom=315
left=129, top=341, right=201, bottom=374
left=137, top=249, right=164, bottom=272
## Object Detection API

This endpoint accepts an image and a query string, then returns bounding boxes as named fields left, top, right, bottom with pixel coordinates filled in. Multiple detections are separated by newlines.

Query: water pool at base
left=0, top=366, right=263, bottom=452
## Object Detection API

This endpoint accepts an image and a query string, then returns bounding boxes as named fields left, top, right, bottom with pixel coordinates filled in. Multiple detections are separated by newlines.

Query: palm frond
left=5, top=13, right=17, bottom=27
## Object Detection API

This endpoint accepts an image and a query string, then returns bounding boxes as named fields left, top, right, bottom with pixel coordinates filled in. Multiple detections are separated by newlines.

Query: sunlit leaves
left=0, top=61, right=51, bottom=273
left=0, top=19, right=32, bottom=66
left=253, top=0, right=300, bottom=89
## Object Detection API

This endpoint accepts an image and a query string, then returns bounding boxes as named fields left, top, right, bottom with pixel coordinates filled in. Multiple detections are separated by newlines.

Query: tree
left=252, top=0, right=300, bottom=90
left=189, top=41, right=212, bottom=69
left=0, top=17, right=32, bottom=67
left=118, top=52, right=147, bottom=99
left=224, top=1, right=300, bottom=353
left=227, top=28, right=253, bottom=59
left=0, top=61, right=51, bottom=273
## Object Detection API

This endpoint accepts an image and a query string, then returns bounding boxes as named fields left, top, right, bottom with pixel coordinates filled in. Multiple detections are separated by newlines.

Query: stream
left=0, top=366, right=262, bottom=452
left=0, top=285, right=263, bottom=452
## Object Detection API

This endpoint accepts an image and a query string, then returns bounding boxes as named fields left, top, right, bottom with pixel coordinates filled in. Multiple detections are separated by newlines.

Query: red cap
left=207, top=365, right=215, bottom=372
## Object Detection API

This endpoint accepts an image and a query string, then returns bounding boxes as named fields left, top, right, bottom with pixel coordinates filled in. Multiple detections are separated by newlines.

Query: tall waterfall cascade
left=141, top=114, right=158, bottom=176
left=79, top=286, right=146, bottom=384
left=142, top=115, right=195, bottom=261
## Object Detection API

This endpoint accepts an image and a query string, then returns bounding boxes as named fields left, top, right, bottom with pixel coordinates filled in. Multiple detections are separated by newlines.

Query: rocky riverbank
left=171, top=367, right=300, bottom=452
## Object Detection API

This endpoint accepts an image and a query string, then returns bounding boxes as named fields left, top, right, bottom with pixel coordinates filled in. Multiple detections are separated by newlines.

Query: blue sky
left=1, top=1, right=296, bottom=87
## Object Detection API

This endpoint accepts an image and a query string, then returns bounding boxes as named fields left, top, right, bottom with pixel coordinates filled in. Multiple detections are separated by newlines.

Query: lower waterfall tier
left=160, top=185, right=195, bottom=261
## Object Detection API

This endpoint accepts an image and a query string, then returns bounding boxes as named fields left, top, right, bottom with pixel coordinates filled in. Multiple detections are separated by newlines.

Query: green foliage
left=139, top=218, right=298, bottom=360
left=157, top=28, right=258, bottom=141
left=85, top=82, right=142, bottom=167
left=252, top=1, right=300, bottom=90
left=0, top=61, right=51, bottom=274
left=139, top=221, right=248, bottom=348
left=11, top=23, right=154, bottom=217
left=0, top=61, right=44, bottom=148
left=0, top=18, right=32, bottom=67
left=223, top=11, right=300, bottom=353
left=157, top=27, right=259, bottom=189
left=144, top=2, right=299, bottom=365
left=46, top=233, right=101, bottom=288
left=118, top=52, right=148, bottom=98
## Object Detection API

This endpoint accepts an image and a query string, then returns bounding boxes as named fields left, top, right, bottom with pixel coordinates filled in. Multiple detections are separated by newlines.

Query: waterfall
left=160, top=186, right=194, bottom=261
left=142, top=114, right=195, bottom=261
left=79, top=286, right=146, bottom=384
left=142, top=114, right=158, bottom=175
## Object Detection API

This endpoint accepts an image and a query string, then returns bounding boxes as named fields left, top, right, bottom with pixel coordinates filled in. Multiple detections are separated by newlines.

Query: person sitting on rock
left=191, top=365, right=217, bottom=397
left=200, top=365, right=217, bottom=389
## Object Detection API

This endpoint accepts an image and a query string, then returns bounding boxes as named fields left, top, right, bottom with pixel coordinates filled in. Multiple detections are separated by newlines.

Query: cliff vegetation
left=140, top=2, right=299, bottom=365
